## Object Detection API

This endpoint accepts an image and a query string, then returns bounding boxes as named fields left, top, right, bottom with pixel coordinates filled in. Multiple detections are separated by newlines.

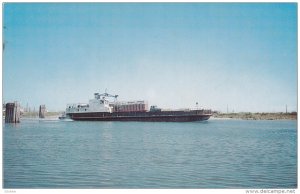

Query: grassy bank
left=213, top=112, right=297, bottom=120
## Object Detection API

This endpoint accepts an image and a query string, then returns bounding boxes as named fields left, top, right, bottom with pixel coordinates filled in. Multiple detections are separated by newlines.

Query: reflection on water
left=3, top=119, right=297, bottom=188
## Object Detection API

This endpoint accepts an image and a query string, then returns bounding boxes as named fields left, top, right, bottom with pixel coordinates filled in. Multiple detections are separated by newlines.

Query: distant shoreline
left=213, top=112, right=297, bottom=120
left=20, top=111, right=297, bottom=121
left=21, top=112, right=62, bottom=118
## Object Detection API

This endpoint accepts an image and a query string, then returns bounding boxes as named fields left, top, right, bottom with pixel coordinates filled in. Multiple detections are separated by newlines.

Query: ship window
left=77, top=109, right=79, bottom=111
left=85, top=109, right=87, bottom=111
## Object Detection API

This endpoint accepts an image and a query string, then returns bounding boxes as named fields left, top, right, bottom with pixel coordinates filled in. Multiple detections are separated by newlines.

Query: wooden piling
left=5, top=102, right=20, bottom=123
left=39, top=105, right=46, bottom=118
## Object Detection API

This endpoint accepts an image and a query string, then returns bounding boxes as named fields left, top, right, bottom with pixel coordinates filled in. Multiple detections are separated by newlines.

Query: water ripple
left=3, top=120, right=297, bottom=188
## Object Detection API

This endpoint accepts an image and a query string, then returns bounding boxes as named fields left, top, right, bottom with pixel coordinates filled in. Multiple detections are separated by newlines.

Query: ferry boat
left=60, top=92, right=212, bottom=122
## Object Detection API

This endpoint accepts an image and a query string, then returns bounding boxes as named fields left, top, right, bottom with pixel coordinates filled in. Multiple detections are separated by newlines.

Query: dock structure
left=5, top=102, right=20, bottom=123
left=39, top=105, right=46, bottom=118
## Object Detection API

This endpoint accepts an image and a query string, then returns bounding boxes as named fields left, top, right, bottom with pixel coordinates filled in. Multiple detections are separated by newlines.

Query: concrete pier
left=5, top=102, right=20, bottom=123
left=39, top=105, right=46, bottom=118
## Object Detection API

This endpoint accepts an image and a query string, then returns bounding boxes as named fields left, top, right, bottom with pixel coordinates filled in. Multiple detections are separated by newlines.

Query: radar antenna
left=99, top=91, right=118, bottom=102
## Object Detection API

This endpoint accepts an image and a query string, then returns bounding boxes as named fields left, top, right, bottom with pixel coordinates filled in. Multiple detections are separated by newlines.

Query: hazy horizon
left=3, top=3, right=297, bottom=113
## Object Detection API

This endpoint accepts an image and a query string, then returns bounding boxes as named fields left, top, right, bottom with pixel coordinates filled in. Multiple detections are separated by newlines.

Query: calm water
left=3, top=119, right=297, bottom=188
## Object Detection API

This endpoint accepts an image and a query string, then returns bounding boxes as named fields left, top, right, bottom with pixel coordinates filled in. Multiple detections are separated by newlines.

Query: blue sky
left=3, top=3, right=297, bottom=112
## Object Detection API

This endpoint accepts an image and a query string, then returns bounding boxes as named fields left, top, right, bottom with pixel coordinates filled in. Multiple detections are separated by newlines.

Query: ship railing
left=203, top=109, right=212, bottom=114
left=113, top=100, right=147, bottom=105
left=110, top=109, right=213, bottom=117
